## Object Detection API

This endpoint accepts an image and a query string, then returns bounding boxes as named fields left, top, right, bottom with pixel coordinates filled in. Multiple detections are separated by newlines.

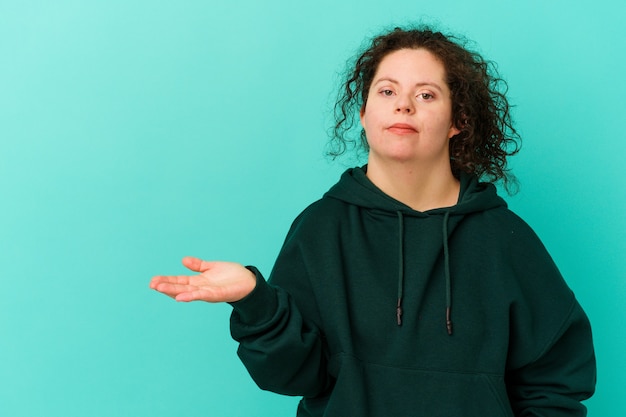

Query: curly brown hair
left=329, top=25, right=521, bottom=191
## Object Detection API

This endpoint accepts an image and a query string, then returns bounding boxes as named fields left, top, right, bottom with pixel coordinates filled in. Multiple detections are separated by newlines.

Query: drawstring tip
left=396, top=306, right=403, bottom=326
left=446, top=307, right=453, bottom=335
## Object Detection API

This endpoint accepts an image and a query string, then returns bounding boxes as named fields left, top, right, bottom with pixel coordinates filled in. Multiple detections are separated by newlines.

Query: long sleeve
left=506, top=298, right=596, bottom=416
left=502, top=214, right=597, bottom=416
left=229, top=212, right=331, bottom=397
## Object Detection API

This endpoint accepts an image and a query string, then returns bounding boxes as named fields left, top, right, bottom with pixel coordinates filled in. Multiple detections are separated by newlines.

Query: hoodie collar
left=324, top=165, right=506, bottom=216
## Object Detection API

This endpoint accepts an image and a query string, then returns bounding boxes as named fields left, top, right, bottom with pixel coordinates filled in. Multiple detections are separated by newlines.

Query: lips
left=387, top=123, right=418, bottom=135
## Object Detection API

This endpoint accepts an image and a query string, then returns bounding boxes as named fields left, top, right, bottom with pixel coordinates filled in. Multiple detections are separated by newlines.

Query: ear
left=448, top=124, right=461, bottom=138
left=359, top=105, right=366, bottom=127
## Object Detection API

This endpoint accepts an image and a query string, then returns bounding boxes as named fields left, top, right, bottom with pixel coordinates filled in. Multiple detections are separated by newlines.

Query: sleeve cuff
left=228, top=266, right=279, bottom=325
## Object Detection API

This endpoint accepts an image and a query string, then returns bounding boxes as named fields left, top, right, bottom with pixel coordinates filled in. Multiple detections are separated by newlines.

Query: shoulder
left=459, top=206, right=568, bottom=289
left=467, top=205, right=547, bottom=250
left=496, top=209, right=556, bottom=261
left=294, top=197, right=348, bottom=224
left=284, top=196, right=348, bottom=239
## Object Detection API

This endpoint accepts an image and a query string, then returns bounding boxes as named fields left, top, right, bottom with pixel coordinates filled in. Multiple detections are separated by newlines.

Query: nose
left=395, top=94, right=415, bottom=114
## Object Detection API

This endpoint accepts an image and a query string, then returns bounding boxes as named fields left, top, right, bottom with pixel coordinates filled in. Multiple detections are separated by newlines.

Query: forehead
left=374, top=48, right=447, bottom=83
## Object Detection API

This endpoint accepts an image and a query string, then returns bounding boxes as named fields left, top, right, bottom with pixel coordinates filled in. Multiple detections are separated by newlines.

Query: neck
left=366, top=158, right=460, bottom=212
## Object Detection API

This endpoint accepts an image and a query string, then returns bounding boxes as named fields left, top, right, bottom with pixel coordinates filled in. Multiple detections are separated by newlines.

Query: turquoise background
left=1, top=0, right=624, bottom=415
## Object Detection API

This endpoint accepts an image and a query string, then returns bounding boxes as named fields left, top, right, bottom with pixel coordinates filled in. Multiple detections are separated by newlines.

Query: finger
left=152, top=281, right=198, bottom=298
left=175, top=288, right=224, bottom=303
left=182, top=256, right=216, bottom=273
left=175, top=291, right=204, bottom=303
left=150, top=275, right=192, bottom=289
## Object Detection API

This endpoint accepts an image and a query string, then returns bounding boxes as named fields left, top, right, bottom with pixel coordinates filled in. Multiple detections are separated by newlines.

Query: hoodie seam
left=331, top=352, right=505, bottom=377
left=528, top=294, right=577, bottom=364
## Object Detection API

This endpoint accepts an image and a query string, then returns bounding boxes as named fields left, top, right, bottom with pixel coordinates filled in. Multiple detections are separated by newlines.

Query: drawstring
left=396, top=211, right=404, bottom=326
left=395, top=210, right=454, bottom=335
left=443, top=211, right=453, bottom=335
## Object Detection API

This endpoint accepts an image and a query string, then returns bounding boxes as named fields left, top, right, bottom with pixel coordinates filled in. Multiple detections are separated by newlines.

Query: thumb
left=182, top=256, right=215, bottom=273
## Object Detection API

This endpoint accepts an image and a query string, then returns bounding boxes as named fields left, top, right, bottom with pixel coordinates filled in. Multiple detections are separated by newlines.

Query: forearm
left=230, top=267, right=330, bottom=397
left=507, top=301, right=596, bottom=416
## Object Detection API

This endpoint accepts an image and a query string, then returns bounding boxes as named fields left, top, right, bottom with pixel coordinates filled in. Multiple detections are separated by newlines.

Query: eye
left=418, top=93, right=434, bottom=100
left=380, top=89, right=394, bottom=97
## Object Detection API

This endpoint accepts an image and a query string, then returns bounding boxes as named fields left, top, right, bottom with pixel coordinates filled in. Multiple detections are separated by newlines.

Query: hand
left=149, top=256, right=257, bottom=303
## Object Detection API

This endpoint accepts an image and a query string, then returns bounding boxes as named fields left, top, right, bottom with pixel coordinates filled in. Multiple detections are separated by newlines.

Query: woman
left=150, top=26, right=596, bottom=416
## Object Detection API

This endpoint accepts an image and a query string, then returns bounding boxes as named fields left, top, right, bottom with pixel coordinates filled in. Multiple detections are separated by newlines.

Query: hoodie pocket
left=316, top=353, right=514, bottom=417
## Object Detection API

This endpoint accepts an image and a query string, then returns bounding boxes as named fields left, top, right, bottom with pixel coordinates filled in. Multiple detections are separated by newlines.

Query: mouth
left=387, top=123, right=418, bottom=135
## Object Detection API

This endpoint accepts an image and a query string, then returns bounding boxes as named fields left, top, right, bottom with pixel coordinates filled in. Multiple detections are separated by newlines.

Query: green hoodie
left=230, top=167, right=596, bottom=416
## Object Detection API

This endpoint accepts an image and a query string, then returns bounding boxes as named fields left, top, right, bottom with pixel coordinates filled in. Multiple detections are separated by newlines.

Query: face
left=360, top=48, right=460, bottom=166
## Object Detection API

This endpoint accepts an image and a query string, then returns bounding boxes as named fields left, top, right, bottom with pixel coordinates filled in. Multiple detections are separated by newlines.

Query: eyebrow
left=373, top=77, right=445, bottom=93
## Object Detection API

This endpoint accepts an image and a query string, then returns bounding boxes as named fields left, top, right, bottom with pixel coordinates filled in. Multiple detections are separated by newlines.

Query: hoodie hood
left=324, top=166, right=506, bottom=216
left=324, top=166, right=507, bottom=333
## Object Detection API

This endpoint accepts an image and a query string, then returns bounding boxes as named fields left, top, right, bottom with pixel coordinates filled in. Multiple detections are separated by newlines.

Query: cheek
left=423, top=112, right=452, bottom=132
left=430, top=109, right=457, bottom=135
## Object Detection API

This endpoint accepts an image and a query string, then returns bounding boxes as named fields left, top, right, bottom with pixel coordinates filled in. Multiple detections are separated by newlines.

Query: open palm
left=150, top=256, right=256, bottom=303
